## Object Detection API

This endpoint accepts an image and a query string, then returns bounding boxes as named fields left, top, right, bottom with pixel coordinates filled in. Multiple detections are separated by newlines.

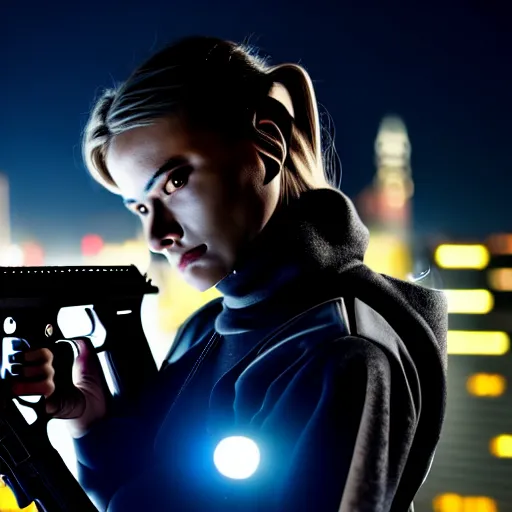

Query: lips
left=178, top=244, right=207, bottom=271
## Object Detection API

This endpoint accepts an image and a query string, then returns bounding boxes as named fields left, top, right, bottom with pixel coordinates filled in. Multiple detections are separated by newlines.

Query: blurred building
left=0, top=173, right=47, bottom=267
left=0, top=172, right=11, bottom=262
left=414, top=236, right=512, bottom=512
left=356, top=116, right=414, bottom=280
left=355, top=118, right=512, bottom=510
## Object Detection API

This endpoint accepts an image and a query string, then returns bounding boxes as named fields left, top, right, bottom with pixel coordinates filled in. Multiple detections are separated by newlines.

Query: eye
left=136, top=204, right=149, bottom=215
left=163, top=166, right=192, bottom=195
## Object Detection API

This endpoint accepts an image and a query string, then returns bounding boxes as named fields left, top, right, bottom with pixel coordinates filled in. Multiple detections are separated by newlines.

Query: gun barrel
left=0, top=265, right=158, bottom=295
left=0, top=266, right=158, bottom=307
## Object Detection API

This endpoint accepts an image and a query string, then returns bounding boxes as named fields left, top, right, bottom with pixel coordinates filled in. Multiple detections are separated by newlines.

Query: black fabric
left=74, top=188, right=447, bottom=512
left=215, top=188, right=369, bottom=334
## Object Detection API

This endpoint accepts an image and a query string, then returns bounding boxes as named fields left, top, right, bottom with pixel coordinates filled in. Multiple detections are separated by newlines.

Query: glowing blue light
left=213, top=436, right=260, bottom=480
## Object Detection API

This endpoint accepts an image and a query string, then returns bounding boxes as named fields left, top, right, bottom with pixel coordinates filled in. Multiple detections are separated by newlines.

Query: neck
left=214, top=188, right=369, bottom=335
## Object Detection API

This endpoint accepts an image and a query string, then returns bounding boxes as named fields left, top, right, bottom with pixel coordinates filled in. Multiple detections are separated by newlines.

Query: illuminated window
left=467, top=374, right=506, bottom=397
left=433, top=493, right=463, bottom=512
left=21, top=241, right=45, bottom=266
left=158, top=266, right=222, bottom=333
left=487, top=233, right=512, bottom=255
left=0, top=476, right=39, bottom=511
left=488, top=268, right=512, bottom=291
left=364, top=233, right=411, bottom=280
left=443, top=289, right=494, bottom=314
left=433, top=494, right=497, bottom=512
left=447, top=331, right=510, bottom=355
left=490, top=434, right=512, bottom=458
left=81, top=234, right=104, bottom=256
left=434, top=244, right=489, bottom=269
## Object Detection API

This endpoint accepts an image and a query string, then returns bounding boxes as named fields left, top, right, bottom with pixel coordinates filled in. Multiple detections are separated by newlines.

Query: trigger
left=55, top=338, right=80, bottom=360
left=84, top=307, right=96, bottom=332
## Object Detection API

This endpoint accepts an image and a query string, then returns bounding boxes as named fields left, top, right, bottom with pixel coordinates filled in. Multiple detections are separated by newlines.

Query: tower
left=373, top=115, right=414, bottom=233
left=358, top=115, right=414, bottom=235
left=356, top=116, right=415, bottom=279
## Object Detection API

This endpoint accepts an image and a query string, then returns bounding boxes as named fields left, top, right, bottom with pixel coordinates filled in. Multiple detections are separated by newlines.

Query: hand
left=10, top=338, right=109, bottom=438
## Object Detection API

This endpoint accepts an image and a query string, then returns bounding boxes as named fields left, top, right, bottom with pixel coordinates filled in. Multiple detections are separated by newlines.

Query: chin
left=182, top=266, right=225, bottom=293
left=190, top=278, right=215, bottom=293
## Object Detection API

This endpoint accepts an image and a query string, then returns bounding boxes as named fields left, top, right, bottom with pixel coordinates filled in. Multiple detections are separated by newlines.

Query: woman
left=12, top=36, right=448, bottom=511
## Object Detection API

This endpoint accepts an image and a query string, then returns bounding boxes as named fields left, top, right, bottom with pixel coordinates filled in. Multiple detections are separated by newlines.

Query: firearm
left=0, top=265, right=159, bottom=511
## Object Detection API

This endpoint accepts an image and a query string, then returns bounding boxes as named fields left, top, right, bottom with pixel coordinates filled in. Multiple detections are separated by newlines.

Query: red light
left=22, top=242, right=45, bottom=266
left=81, top=234, right=104, bottom=256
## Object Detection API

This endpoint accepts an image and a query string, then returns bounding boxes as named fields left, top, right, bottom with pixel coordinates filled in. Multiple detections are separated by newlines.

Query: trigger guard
left=55, top=338, right=81, bottom=360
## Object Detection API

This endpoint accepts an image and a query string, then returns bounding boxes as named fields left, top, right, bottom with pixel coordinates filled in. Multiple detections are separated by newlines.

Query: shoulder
left=330, top=336, right=394, bottom=389
left=228, top=333, right=398, bottom=435
left=244, top=297, right=395, bottom=375
left=162, top=297, right=223, bottom=366
left=237, top=296, right=395, bottom=396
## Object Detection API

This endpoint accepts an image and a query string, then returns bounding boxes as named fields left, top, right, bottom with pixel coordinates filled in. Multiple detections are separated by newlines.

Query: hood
left=215, top=187, right=448, bottom=508
left=215, top=187, right=447, bottom=354
left=215, top=188, right=370, bottom=334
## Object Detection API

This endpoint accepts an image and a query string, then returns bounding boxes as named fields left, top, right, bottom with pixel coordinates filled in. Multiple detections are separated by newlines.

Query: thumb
left=72, top=337, right=110, bottom=401
left=72, top=338, right=102, bottom=380
left=47, top=337, right=108, bottom=424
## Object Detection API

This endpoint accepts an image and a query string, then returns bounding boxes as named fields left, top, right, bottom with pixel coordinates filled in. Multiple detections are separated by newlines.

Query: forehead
left=106, top=117, right=190, bottom=194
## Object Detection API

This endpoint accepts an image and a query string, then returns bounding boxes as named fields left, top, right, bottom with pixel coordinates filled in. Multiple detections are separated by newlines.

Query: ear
left=254, top=83, right=295, bottom=185
left=266, top=64, right=322, bottom=171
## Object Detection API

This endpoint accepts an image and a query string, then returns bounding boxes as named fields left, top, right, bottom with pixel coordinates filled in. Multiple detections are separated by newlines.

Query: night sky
left=2, top=1, right=511, bottom=258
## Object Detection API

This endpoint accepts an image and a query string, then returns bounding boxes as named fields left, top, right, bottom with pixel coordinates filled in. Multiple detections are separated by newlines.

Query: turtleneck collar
left=214, top=188, right=370, bottom=335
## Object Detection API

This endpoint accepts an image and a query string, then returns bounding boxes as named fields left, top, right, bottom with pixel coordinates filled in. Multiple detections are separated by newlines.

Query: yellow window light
left=364, top=233, right=412, bottom=280
left=433, top=494, right=497, bottom=512
left=490, top=434, right=512, bottom=458
left=434, top=244, right=490, bottom=269
left=466, top=373, right=507, bottom=397
left=487, top=233, right=512, bottom=255
left=157, top=266, right=221, bottom=333
left=463, top=497, right=497, bottom=512
left=433, top=493, right=463, bottom=512
left=447, top=331, right=510, bottom=355
left=0, top=476, right=38, bottom=511
left=443, top=289, right=494, bottom=314
left=488, top=268, right=512, bottom=291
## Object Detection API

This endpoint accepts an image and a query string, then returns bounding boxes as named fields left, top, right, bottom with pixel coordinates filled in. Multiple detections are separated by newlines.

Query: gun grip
left=50, top=339, right=80, bottom=397
left=12, top=339, right=79, bottom=416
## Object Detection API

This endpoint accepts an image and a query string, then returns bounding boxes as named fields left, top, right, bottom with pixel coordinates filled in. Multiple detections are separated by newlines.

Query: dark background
left=2, top=1, right=511, bottom=260
left=2, top=2, right=512, bottom=510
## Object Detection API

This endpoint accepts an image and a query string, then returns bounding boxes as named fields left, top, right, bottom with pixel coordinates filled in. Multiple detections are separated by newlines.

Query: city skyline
left=0, top=108, right=509, bottom=265
left=2, top=3, right=511, bottom=256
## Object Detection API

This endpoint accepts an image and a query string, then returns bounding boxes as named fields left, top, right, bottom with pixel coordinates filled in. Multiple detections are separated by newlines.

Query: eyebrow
left=123, top=156, right=188, bottom=205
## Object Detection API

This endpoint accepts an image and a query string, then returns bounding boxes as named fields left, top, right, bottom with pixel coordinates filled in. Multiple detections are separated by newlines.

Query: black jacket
left=74, top=189, right=448, bottom=511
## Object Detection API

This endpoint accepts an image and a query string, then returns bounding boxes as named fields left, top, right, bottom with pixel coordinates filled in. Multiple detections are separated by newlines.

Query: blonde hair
left=83, top=37, right=336, bottom=202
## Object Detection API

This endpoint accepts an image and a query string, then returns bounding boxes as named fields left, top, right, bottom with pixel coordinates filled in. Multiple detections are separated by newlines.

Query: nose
left=146, top=200, right=184, bottom=254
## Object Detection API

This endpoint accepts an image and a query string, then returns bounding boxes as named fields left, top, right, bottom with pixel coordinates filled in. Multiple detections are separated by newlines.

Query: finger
left=9, top=362, right=54, bottom=381
left=74, top=338, right=96, bottom=360
left=73, top=338, right=102, bottom=374
left=11, top=379, right=55, bottom=398
left=23, top=348, right=53, bottom=365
